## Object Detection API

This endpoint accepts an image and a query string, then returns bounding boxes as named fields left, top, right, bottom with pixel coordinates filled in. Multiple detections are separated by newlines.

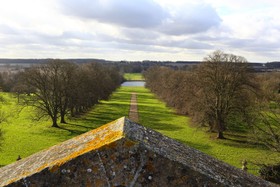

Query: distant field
left=124, top=73, right=144, bottom=81
left=0, top=87, right=279, bottom=176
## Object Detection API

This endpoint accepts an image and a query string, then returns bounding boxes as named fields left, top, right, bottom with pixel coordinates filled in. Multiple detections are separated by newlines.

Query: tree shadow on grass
left=83, top=108, right=128, bottom=124
left=224, top=132, right=248, bottom=139
left=227, top=124, right=250, bottom=133
left=174, top=138, right=212, bottom=152
left=63, top=122, right=93, bottom=130
left=218, top=137, right=267, bottom=150
left=69, top=94, right=131, bottom=128
left=80, top=116, right=123, bottom=128
left=138, top=104, right=185, bottom=131
left=140, top=119, right=184, bottom=131
left=55, top=126, right=87, bottom=136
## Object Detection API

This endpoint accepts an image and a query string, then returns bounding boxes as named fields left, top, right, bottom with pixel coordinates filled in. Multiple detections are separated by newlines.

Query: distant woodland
left=1, top=58, right=280, bottom=74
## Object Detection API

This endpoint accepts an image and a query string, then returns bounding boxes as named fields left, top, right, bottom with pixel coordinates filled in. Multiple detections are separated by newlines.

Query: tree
left=188, top=50, right=256, bottom=139
left=144, top=66, right=192, bottom=115
left=64, top=62, right=122, bottom=117
left=11, top=71, right=35, bottom=103
left=0, top=96, right=7, bottom=147
left=253, top=107, right=280, bottom=152
left=23, top=60, right=75, bottom=127
left=56, top=62, right=77, bottom=123
left=252, top=72, right=280, bottom=152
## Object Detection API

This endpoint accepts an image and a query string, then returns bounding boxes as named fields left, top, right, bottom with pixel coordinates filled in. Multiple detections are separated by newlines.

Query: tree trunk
left=51, top=117, right=59, bottom=128
left=60, top=113, right=67, bottom=124
left=70, top=107, right=75, bottom=117
left=216, top=131, right=225, bottom=139
left=215, top=116, right=226, bottom=139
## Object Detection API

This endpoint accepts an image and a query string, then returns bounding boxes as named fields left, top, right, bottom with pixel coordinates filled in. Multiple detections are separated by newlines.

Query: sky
left=0, top=0, right=279, bottom=62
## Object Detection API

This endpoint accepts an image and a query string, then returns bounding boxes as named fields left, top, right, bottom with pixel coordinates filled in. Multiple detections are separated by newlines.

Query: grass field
left=0, top=89, right=131, bottom=166
left=124, top=73, right=144, bottom=81
left=0, top=86, right=279, bottom=176
left=135, top=87, right=280, bottom=175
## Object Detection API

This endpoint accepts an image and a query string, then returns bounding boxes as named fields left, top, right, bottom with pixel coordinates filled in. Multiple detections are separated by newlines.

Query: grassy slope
left=0, top=87, right=279, bottom=175
left=124, top=73, right=144, bottom=81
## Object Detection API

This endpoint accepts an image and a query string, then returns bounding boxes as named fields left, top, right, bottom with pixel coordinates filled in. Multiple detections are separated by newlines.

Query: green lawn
left=0, top=89, right=131, bottom=166
left=135, top=87, right=280, bottom=175
left=124, top=73, right=144, bottom=81
left=0, top=87, right=279, bottom=176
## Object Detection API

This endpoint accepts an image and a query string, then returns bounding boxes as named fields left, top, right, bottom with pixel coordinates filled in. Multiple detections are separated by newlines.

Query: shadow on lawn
left=218, top=133, right=267, bottom=150
left=56, top=126, right=88, bottom=136
left=83, top=104, right=129, bottom=124
left=220, top=139, right=267, bottom=150
left=175, top=138, right=212, bottom=151
left=138, top=101, right=185, bottom=131
left=32, top=87, right=179, bottom=140
left=139, top=114, right=184, bottom=131
left=63, top=91, right=131, bottom=132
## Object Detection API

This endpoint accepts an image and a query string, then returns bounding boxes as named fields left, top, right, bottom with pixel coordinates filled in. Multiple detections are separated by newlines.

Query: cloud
left=0, top=24, right=19, bottom=35
left=159, top=39, right=213, bottom=49
left=59, top=0, right=167, bottom=28
left=121, top=28, right=160, bottom=40
left=227, top=38, right=280, bottom=52
left=159, top=4, right=222, bottom=35
left=60, top=31, right=96, bottom=41
left=118, top=27, right=213, bottom=50
left=0, top=0, right=280, bottom=62
left=58, top=0, right=221, bottom=36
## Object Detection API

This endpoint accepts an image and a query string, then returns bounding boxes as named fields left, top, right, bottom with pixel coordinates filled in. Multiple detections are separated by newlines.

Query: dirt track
left=128, top=93, right=139, bottom=122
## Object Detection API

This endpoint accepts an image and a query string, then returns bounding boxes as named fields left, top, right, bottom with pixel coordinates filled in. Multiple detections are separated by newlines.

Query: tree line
left=0, top=60, right=123, bottom=128
left=144, top=51, right=280, bottom=152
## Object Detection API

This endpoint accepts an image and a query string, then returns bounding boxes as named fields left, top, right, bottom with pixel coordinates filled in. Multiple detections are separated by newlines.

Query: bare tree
left=253, top=108, right=280, bottom=152
left=57, top=62, right=77, bottom=123
left=252, top=72, right=280, bottom=151
left=144, top=66, right=192, bottom=115
left=23, top=60, right=73, bottom=127
left=67, top=62, right=122, bottom=117
left=22, top=60, right=123, bottom=127
left=0, top=96, right=7, bottom=147
left=188, top=50, right=256, bottom=139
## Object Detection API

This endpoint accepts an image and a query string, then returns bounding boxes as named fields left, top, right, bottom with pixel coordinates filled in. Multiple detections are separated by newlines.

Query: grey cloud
left=159, top=39, right=213, bottom=49
left=120, top=28, right=213, bottom=50
left=0, top=24, right=19, bottom=35
left=227, top=38, right=280, bottom=52
left=121, top=28, right=159, bottom=40
left=59, top=0, right=167, bottom=28
left=60, top=31, right=96, bottom=41
left=193, top=35, right=229, bottom=42
left=114, top=42, right=171, bottom=53
left=160, top=4, right=222, bottom=35
left=116, top=36, right=213, bottom=50
left=58, top=1, right=221, bottom=36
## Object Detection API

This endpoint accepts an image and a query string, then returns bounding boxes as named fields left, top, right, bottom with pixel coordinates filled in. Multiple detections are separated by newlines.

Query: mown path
left=128, top=92, right=139, bottom=122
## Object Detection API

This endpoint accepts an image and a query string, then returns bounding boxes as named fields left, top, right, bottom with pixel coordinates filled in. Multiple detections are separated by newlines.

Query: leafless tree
left=187, top=50, right=256, bottom=139
left=68, top=63, right=112, bottom=116
left=23, top=60, right=74, bottom=127
left=252, top=72, right=280, bottom=152
left=56, top=62, right=77, bottom=123
left=253, top=108, right=280, bottom=152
